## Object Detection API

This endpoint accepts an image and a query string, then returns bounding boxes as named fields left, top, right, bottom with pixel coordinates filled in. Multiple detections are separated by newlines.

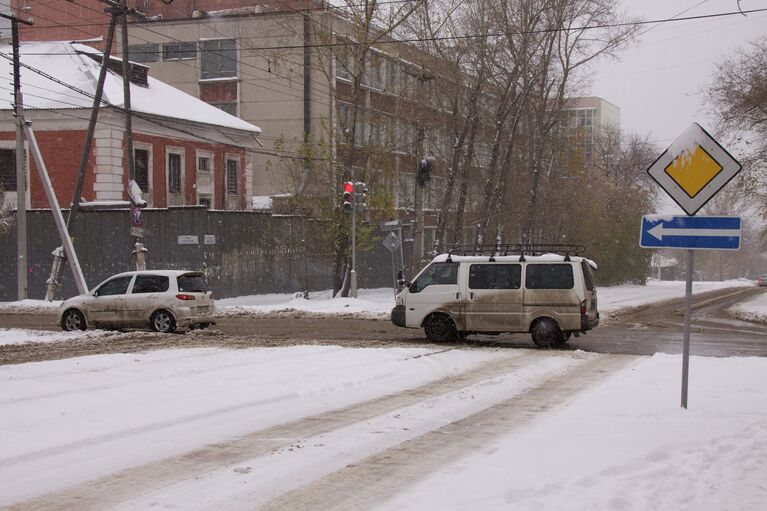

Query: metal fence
left=0, top=207, right=400, bottom=301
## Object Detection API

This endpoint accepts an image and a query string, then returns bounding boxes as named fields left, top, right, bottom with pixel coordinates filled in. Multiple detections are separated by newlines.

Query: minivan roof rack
left=443, top=243, right=585, bottom=258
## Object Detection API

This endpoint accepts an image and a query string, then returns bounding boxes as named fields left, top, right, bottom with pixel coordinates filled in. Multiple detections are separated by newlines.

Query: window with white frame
left=226, top=157, right=239, bottom=195
left=201, top=39, right=237, bottom=79
left=197, top=155, right=211, bottom=173
left=163, top=42, right=197, bottom=61
left=128, top=44, right=159, bottom=63
left=335, top=41, right=352, bottom=82
left=167, top=150, right=183, bottom=194
left=134, top=148, right=150, bottom=193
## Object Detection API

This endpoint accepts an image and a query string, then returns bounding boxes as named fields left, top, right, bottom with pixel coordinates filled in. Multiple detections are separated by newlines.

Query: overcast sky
left=591, top=0, right=767, bottom=148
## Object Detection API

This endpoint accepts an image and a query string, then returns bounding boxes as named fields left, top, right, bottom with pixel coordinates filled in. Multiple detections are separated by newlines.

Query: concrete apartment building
left=562, top=96, right=621, bottom=159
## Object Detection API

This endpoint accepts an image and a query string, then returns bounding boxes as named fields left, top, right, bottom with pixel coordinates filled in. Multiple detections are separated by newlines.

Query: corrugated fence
left=0, top=207, right=402, bottom=300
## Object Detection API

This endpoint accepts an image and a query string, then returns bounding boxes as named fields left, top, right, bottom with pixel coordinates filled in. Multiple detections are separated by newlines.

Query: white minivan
left=391, top=252, right=599, bottom=348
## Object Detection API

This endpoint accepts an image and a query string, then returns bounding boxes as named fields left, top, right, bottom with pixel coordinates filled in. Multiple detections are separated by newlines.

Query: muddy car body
left=391, top=253, right=599, bottom=348
left=58, top=270, right=215, bottom=333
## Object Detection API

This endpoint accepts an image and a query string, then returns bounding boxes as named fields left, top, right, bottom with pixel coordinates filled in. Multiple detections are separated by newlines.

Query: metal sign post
left=681, top=250, right=693, bottom=408
left=641, top=123, right=743, bottom=409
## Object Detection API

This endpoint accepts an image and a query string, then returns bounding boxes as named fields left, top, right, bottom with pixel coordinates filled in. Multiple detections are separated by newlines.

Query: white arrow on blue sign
left=640, top=215, right=741, bottom=250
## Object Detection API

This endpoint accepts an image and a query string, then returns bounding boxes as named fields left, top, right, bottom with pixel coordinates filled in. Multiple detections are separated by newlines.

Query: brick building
left=0, top=40, right=261, bottom=210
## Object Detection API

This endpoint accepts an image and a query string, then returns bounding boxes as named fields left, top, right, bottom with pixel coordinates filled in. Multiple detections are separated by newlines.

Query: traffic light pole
left=350, top=201, right=357, bottom=298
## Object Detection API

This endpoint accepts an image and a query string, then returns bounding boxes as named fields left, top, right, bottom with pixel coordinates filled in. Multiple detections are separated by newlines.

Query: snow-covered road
left=1, top=279, right=766, bottom=509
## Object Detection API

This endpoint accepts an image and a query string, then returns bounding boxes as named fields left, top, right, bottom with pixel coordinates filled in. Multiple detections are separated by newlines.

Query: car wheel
left=531, top=318, right=566, bottom=348
left=150, top=310, right=177, bottom=333
left=61, top=309, right=86, bottom=331
left=423, top=313, right=458, bottom=342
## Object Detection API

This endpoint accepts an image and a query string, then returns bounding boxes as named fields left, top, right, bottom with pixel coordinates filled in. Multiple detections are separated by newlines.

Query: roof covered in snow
left=0, top=41, right=261, bottom=134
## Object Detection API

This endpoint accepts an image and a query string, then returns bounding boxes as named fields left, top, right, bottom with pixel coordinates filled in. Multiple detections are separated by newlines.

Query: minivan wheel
left=150, top=310, right=177, bottom=333
left=531, top=318, right=567, bottom=349
left=61, top=309, right=86, bottom=331
left=424, top=314, right=458, bottom=342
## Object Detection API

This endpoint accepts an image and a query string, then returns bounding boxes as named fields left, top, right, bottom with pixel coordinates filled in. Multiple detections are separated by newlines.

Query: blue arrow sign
left=640, top=215, right=741, bottom=250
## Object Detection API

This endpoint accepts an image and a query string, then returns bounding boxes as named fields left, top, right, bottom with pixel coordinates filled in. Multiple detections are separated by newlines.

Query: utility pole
left=45, top=12, right=119, bottom=300
left=410, top=69, right=434, bottom=275
left=119, top=0, right=147, bottom=271
left=3, top=12, right=33, bottom=300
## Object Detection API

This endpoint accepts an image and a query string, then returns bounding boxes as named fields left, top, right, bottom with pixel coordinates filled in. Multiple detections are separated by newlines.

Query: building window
left=226, top=158, right=239, bottom=195
left=335, top=41, right=352, bottom=81
left=201, top=39, right=237, bottom=79
left=197, top=156, right=210, bottom=172
left=368, top=53, right=383, bottom=90
left=168, top=152, right=182, bottom=193
left=0, top=148, right=17, bottom=191
left=128, top=44, right=159, bottom=63
left=198, top=196, right=212, bottom=208
left=213, top=103, right=237, bottom=116
left=134, top=148, right=150, bottom=193
left=163, top=42, right=197, bottom=61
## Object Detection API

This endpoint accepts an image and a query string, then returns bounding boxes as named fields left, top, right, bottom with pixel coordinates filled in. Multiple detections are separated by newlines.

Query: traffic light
left=354, top=181, right=368, bottom=208
left=342, top=181, right=354, bottom=213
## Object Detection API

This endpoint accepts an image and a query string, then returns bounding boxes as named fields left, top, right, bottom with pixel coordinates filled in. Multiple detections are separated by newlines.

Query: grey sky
left=591, top=0, right=767, bottom=147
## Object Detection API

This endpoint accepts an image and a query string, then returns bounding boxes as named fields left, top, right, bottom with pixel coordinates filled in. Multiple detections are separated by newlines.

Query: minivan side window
left=469, top=264, right=521, bottom=289
left=132, top=275, right=170, bottom=293
left=95, top=276, right=133, bottom=296
left=410, top=262, right=459, bottom=293
left=525, top=264, right=574, bottom=289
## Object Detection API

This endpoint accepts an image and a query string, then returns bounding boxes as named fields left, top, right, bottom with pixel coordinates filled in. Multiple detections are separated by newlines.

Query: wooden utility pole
left=3, top=13, right=33, bottom=300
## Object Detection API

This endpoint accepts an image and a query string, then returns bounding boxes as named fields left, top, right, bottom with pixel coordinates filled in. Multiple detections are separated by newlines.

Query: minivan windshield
left=409, top=262, right=458, bottom=293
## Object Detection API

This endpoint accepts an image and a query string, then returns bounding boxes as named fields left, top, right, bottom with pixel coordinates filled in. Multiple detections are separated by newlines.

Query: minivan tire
left=150, top=310, right=177, bottom=334
left=424, top=313, right=458, bottom=342
left=61, top=309, right=86, bottom=331
left=531, top=318, right=567, bottom=349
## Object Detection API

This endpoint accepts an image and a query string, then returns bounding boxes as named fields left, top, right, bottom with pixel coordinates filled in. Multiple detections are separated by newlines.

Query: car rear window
left=177, top=274, right=209, bottom=293
left=581, top=261, right=595, bottom=291
left=525, top=264, right=574, bottom=290
left=132, top=275, right=169, bottom=293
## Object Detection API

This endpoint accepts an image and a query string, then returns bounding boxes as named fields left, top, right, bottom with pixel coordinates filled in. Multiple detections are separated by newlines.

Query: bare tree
left=706, top=36, right=767, bottom=216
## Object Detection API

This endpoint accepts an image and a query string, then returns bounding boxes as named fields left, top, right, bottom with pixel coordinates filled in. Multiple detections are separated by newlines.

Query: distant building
left=0, top=41, right=261, bottom=210
left=562, top=96, right=620, bottom=159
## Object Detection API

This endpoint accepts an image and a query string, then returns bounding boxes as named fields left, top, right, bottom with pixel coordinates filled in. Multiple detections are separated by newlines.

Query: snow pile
left=728, top=291, right=767, bottom=323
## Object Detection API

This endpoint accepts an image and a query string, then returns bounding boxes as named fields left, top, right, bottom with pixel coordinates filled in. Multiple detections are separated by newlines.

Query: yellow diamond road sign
left=647, top=123, right=741, bottom=216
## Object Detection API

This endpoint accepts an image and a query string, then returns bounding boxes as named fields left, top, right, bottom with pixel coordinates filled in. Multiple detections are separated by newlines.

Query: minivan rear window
left=177, top=274, right=209, bottom=293
left=581, top=261, right=595, bottom=291
left=525, top=264, right=574, bottom=290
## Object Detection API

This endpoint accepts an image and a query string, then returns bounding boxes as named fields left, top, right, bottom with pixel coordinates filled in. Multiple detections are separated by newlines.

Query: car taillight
left=580, top=301, right=586, bottom=315
left=176, top=294, right=196, bottom=301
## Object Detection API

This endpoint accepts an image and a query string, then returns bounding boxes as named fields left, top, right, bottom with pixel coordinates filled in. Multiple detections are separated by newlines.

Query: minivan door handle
left=456, top=292, right=461, bottom=300
left=470, top=292, right=475, bottom=300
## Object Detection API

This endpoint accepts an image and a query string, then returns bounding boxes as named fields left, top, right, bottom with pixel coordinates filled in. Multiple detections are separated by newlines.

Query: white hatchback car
left=59, top=270, right=215, bottom=333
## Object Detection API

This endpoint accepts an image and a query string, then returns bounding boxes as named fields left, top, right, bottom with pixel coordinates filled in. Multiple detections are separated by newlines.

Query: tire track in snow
left=257, top=354, right=638, bottom=511
left=6, top=350, right=547, bottom=510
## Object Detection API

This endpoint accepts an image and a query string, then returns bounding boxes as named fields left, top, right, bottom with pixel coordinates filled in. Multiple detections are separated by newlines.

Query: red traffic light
left=343, top=181, right=354, bottom=212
